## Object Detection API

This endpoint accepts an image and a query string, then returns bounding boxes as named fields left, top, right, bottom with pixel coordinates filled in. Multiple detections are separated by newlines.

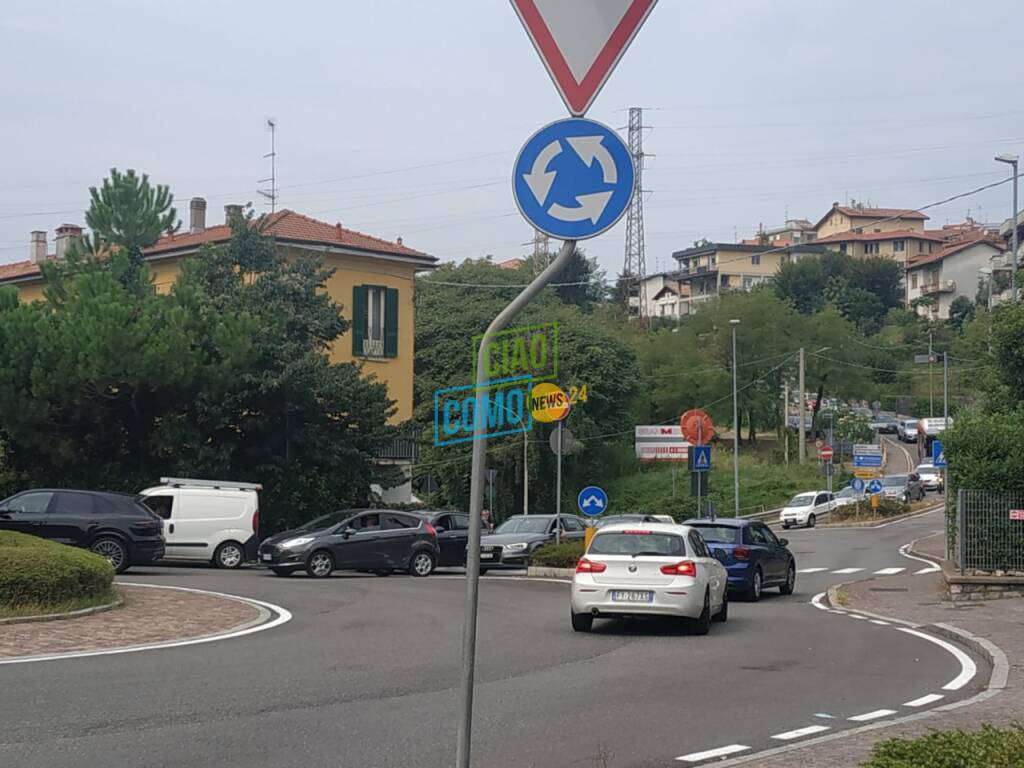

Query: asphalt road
left=0, top=507, right=984, bottom=768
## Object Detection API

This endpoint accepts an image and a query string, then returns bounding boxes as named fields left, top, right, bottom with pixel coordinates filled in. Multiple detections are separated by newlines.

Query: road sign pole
left=555, top=420, right=563, bottom=544
left=798, top=347, right=806, bottom=464
left=457, top=239, right=576, bottom=768
left=943, top=351, right=949, bottom=432
left=671, top=466, right=676, bottom=498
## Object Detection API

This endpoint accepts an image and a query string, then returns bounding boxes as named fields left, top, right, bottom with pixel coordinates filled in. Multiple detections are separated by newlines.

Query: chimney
left=189, top=197, right=207, bottom=234
left=29, top=231, right=47, bottom=264
left=54, top=224, right=83, bottom=260
left=224, top=204, right=243, bottom=225
left=396, top=236, right=403, bottom=246
left=832, top=201, right=840, bottom=209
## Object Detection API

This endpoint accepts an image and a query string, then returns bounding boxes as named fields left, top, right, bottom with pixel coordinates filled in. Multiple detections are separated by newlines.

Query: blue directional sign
left=850, top=477, right=865, bottom=492
left=867, top=479, right=883, bottom=495
left=577, top=485, right=609, bottom=517
left=692, top=445, right=712, bottom=473
left=853, top=455, right=883, bottom=468
left=513, top=118, right=635, bottom=241
left=932, top=440, right=947, bottom=468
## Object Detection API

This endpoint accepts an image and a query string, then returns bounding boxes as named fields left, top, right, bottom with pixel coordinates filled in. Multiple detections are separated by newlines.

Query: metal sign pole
left=456, top=239, right=576, bottom=768
left=555, top=420, right=563, bottom=544
left=696, top=422, right=702, bottom=518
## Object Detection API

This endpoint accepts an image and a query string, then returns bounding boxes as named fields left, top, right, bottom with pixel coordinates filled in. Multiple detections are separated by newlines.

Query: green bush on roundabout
left=0, top=531, right=115, bottom=609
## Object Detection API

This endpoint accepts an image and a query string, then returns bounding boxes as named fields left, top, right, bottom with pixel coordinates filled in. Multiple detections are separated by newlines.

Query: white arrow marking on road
left=548, top=191, right=614, bottom=224
left=522, top=140, right=561, bottom=206
left=567, top=135, right=617, bottom=183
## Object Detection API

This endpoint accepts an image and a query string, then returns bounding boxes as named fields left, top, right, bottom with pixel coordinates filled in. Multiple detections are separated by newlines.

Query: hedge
left=861, top=724, right=1024, bottom=767
left=531, top=540, right=585, bottom=569
left=831, top=498, right=909, bottom=522
left=0, top=531, right=114, bottom=606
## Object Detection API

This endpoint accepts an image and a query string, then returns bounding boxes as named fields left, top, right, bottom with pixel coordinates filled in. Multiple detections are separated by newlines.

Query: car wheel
left=712, top=589, right=728, bottom=623
left=747, top=568, right=763, bottom=602
left=691, top=591, right=711, bottom=635
left=213, top=541, right=245, bottom=569
left=807, top=514, right=817, bottom=528
left=271, top=567, right=294, bottom=577
left=373, top=569, right=392, bottom=577
left=409, top=550, right=436, bottom=577
left=782, top=522, right=790, bottom=530
left=91, top=536, right=129, bottom=574
left=571, top=611, right=593, bottom=633
left=306, top=550, right=334, bottom=578
left=780, top=563, right=796, bottom=595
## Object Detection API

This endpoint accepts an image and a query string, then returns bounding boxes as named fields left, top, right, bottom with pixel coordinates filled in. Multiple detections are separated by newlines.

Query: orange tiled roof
left=814, top=229, right=944, bottom=245
left=0, top=260, right=41, bottom=282
left=497, top=257, right=525, bottom=270
left=907, top=231, right=1003, bottom=268
left=815, top=204, right=928, bottom=231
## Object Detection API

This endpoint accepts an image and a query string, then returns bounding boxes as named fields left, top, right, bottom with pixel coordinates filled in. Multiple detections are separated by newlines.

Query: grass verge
left=861, top=724, right=1024, bottom=767
left=0, top=587, right=121, bottom=621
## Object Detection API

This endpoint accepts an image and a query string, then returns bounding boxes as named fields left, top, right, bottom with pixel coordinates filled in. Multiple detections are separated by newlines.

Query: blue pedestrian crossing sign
left=513, top=118, right=635, bottom=241
left=932, top=440, right=947, bottom=468
left=850, top=477, right=865, bottom=492
left=867, top=479, right=883, bottom=495
left=577, top=486, right=609, bottom=517
left=692, top=445, right=712, bottom=473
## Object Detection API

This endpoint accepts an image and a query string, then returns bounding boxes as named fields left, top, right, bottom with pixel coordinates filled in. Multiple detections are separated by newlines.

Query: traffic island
left=0, top=584, right=274, bottom=662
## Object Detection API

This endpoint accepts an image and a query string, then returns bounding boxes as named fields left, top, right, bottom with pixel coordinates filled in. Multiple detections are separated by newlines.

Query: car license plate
left=480, top=549, right=497, bottom=560
left=612, top=590, right=653, bottom=603
left=262, top=553, right=272, bottom=562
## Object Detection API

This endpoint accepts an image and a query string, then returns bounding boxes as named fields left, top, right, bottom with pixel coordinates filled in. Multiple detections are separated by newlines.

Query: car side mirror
left=434, top=526, right=446, bottom=534
left=779, top=538, right=789, bottom=547
left=342, top=527, right=357, bottom=538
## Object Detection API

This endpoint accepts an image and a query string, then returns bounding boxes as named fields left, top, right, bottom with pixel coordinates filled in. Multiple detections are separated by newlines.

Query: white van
left=140, top=478, right=262, bottom=568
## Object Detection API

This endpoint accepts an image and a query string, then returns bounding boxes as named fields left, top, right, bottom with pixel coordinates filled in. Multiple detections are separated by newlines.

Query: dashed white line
left=848, top=709, right=897, bottom=722
left=874, top=567, right=906, bottom=575
left=832, top=568, right=864, bottom=574
left=675, top=744, right=750, bottom=762
left=904, top=693, right=945, bottom=707
left=771, top=725, right=831, bottom=741
left=896, top=627, right=978, bottom=691
left=798, top=567, right=828, bottom=573
left=847, top=614, right=868, bottom=620
left=869, top=619, right=890, bottom=626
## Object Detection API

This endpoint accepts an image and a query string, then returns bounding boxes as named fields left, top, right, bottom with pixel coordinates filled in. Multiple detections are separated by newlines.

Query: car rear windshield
left=916, top=465, right=935, bottom=473
left=882, top=475, right=907, bottom=487
left=687, top=525, right=739, bottom=544
left=904, top=421, right=918, bottom=429
left=788, top=493, right=816, bottom=507
left=588, top=531, right=686, bottom=556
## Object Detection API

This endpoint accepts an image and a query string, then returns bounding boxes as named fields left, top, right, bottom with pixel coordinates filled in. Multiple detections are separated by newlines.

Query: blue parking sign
left=932, top=440, right=946, bottom=468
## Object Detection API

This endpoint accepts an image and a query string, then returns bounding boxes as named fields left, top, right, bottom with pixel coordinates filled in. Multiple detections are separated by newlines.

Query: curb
left=0, top=592, right=125, bottom=626
left=818, top=504, right=943, bottom=530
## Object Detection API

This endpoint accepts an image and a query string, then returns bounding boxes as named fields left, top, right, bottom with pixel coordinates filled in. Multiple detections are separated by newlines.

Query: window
left=814, top=494, right=830, bottom=506
left=751, top=253, right=761, bottom=265
left=451, top=514, right=470, bottom=531
left=864, top=242, right=880, bottom=255
left=590, top=532, right=685, bottom=556
left=383, top=513, right=415, bottom=530
left=757, top=524, right=780, bottom=545
left=911, top=272, right=918, bottom=289
left=689, top=531, right=710, bottom=558
left=918, top=241, right=926, bottom=253
left=561, top=517, right=585, bottom=532
left=688, top=525, right=739, bottom=544
left=745, top=526, right=769, bottom=545
left=710, top=254, right=717, bottom=266
left=52, top=492, right=96, bottom=515
left=145, top=495, right=174, bottom=520
left=839, top=243, right=848, bottom=253
left=3, top=491, right=53, bottom=514
left=352, top=285, right=399, bottom=358
left=743, top=276, right=754, bottom=290
left=351, top=513, right=381, bottom=532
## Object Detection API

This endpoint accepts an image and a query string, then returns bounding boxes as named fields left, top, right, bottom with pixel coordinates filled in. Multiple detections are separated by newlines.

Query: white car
left=780, top=491, right=834, bottom=529
left=915, top=464, right=944, bottom=492
left=898, top=419, right=920, bottom=443
left=570, top=523, right=728, bottom=634
left=831, top=486, right=862, bottom=509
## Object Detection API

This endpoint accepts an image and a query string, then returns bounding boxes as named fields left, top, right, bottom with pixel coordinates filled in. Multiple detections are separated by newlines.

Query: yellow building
left=670, top=242, right=824, bottom=314
left=0, top=200, right=437, bottom=501
left=814, top=202, right=927, bottom=238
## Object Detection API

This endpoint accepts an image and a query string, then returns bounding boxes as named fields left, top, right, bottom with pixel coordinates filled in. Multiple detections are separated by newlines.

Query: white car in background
left=915, top=463, right=944, bottom=492
left=898, top=419, right=920, bottom=443
left=780, top=491, right=835, bottom=529
left=570, top=523, right=728, bottom=634
left=831, top=486, right=863, bottom=509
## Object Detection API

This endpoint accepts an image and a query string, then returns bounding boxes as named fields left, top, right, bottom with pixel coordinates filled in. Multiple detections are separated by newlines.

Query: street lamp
left=995, top=153, right=1019, bottom=303
left=730, top=319, right=740, bottom=516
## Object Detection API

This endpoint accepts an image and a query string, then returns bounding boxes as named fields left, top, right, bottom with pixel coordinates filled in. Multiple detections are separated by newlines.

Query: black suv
left=0, top=489, right=165, bottom=573
left=408, top=510, right=471, bottom=567
left=258, top=509, right=440, bottom=578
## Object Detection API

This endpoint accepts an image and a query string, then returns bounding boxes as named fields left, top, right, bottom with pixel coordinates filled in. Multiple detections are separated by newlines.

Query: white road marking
left=832, top=568, right=864, bottom=574
left=899, top=541, right=942, bottom=573
left=896, top=627, right=978, bottom=691
left=848, top=709, right=897, bottom=722
left=904, top=693, right=944, bottom=707
left=847, top=614, right=868, bottom=620
left=798, top=567, right=828, bottom=573
left=771, top=725, right=831, bottom=741
left=870, top=619, right=890, bottom=626
left=0, top=583, right=292, bottom=666
left=810, top=592, right=829, bottom=610
left=874, top=567, right=906, bottom=575
left=915, top=566, right=939, bottom=575
left=676, top=745, right=750, bottom=762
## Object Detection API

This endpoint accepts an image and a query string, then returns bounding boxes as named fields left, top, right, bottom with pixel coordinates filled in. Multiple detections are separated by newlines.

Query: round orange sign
left=531, top=382, right=571, bottom=423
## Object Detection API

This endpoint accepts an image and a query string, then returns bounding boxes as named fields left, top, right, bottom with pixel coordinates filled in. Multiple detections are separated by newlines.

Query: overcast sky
left=1, top=0, right=1021, bottom=279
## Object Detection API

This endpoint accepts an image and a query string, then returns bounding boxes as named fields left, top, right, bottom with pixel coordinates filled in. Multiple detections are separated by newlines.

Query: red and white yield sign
left=820, top=444, right=834, bottom=461
left=510, top=0, right=659, bottom=116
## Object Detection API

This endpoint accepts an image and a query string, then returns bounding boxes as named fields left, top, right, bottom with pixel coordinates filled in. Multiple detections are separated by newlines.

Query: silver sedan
left=570, top=523, right=728, bottom=634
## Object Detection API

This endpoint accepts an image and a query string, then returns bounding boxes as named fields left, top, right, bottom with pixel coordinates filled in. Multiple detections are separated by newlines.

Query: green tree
left=948, top=296, right=975, bottom=332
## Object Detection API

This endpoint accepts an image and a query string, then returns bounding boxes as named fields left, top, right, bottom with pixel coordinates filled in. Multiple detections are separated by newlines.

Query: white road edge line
left=810, top=591, right=829, bottom=610
left=904, top=693, right=944, bottom=707
left=899, top=541, right=941, bottom=573
left=869, top=619, right=890, bottom=626
left=895, top=627, right=977, bottom=691
left=798, top=567, right=828, bottom=573
left=771, top=725, right=831, bottom=741
left=848, top=709, right=897, bottom=722
left=676, top=744, right=750, bottom=762
left=0, top=582, right=292, bottom=666
left=832, top=568, right=864, bottom=574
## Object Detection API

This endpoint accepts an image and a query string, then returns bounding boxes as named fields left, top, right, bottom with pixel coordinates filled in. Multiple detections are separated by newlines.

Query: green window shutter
left=384, top=287, right=399, bottom=358
left=352, top=285, right=367, bottom=356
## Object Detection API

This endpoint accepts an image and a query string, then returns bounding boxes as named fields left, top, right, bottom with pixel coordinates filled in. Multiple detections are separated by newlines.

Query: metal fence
left=955, top=489, right=1024, bottom=574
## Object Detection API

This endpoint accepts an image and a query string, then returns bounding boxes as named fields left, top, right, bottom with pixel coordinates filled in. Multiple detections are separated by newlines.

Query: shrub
left=832, top=498, right=909, bottom=522
left=531, top=540, right=585, bottom=569
left=0, top=531, right=114, bottom=607
left=861, top=724, right=1024, bottom=767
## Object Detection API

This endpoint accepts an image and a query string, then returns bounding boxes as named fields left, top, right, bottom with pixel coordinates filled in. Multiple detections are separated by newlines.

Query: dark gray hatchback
left=258, top=509, right=440, bottom=578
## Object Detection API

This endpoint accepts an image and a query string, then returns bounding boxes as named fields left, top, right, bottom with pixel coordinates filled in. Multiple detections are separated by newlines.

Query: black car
left=408, top=510, right=471, bottom=567
left=479, top=514, right=587, bottom=571
left=258, top=509, right=440, bottom=578
left=0, top=489, right=165, bottom=574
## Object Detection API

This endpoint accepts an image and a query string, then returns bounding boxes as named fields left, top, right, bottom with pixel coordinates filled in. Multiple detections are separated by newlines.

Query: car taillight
left=733, top=547, right=750, bottom=561
left=424, top=522, right=437, bottom=536
left=660, top=560, right=698, bottom=577
left=575, top=558, right=606, bottom=573
left=252, top=509, right=260, bottom=535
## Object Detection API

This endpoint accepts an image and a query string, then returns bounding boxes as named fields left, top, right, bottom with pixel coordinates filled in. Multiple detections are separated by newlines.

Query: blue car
left=683, top=518, right=796, bottom=602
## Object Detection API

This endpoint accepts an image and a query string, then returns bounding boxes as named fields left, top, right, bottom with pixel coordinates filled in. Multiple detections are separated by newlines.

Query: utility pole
left=522, top=430, right=529, bottom=515
left=531, top=229, right=550, bottom=275
left=928, top=330, right=934, bottom=417
left=783, top=380, right=789, bottom=466
left=623, top=107, right=649, bottom=321
left=798, top=348, right=806, bottom=464
left=731, top=319, right=741, bottom=515
left=943, top=351, right=949, bottom=431
left=258, top=119, right=278, bottom=212
left=994, top=153, right=1019, bottom=303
